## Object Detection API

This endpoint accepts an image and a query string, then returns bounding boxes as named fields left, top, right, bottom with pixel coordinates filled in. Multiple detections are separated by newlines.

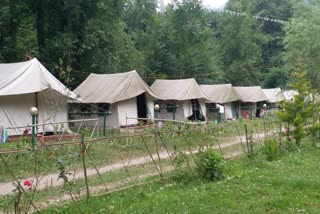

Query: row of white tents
left=0, top=59, right=296, bottom=136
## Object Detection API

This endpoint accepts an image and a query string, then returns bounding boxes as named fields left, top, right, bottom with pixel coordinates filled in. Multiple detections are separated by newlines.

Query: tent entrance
left=188, top=99, right=205, bottom=121
left=137, top=93, right=147, bottom=124
left=232, top=101, right=239, bottom=119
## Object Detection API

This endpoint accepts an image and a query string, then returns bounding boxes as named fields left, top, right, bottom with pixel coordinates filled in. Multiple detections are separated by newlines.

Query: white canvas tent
left=150, top=79, right=208, bottom=121
left=0, top=58, right=76, bottom=136
left=200, top=84, right=240, bottom=120
left=233, top=86, right=268, bottom=118
left=262, top=88, right=285, bottom=103
left=72, top=70, right=158, bottom=128
left=282, top=90, right=299, bottom=101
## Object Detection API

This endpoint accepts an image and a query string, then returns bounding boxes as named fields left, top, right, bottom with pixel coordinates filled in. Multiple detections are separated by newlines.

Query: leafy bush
left=195, top=148, right=225, bottom=181
left=264, top=138, right=280, bottom=161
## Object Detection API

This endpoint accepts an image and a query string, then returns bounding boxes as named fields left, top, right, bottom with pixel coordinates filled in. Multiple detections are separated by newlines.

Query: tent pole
left=32, top=115, right=36, bottom=149
left=35, top=92, right=38, bottom=133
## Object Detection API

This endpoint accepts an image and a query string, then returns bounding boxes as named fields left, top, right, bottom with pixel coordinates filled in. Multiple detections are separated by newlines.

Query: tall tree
left=218, top=0, right=294, bottom=87
left=123, top=0, right=159, bottom=81
left=80, top=0, right=137, bottom=76
left=214, top=12, right=267, bottom=86
left=160, top=0, right=223, bottom=83
left=283, top=0, right=320, bottom=90
left=0, top=0, right=37, bottom=62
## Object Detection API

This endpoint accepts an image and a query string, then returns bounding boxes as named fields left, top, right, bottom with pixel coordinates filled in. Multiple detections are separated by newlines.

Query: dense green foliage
left=1, top=0, right=319, bottom=90
left=276, top=70, right=314, bottom=145
left=42, top=142, right=320, bottom=213
left=195, top=148, right=225, bottom=180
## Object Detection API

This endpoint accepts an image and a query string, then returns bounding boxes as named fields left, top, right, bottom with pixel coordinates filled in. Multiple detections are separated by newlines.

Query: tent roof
left=200, top=84, right=240, bottom=103
left=233, top=86, right=268, bottom=103
left=0, top=58, right=76, bottom=98
left=73, top=70, right=158, bottom=104
left=282, top=90, right=299, bottom=101
left=150, top=78, right=208, bottom=101
left=262, top=88, right=285, bottom=103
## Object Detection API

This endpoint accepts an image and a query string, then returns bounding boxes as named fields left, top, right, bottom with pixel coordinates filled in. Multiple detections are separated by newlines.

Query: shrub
left=195, top=148, right=225, bottom=181
left=264, top=138, right=280, bottom=161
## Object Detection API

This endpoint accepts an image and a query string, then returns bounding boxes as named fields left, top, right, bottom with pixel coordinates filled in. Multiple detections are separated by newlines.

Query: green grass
left=41, top=141, right=320, bottom=213
left=1, top=119, right=265, bottom=183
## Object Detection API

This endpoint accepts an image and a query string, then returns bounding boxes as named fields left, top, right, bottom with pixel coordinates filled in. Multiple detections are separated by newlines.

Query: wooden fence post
left=81, top=134, right=90, bottom=199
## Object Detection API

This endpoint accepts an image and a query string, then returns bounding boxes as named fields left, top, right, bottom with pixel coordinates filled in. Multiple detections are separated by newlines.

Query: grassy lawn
left=42, top=141, right=320, bottom=213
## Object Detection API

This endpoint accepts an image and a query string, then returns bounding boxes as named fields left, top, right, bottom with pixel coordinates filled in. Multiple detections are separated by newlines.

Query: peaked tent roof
left=262, top=88, right=285, bottom=103
left=0, top=58, right=76, bottom=98
left=150, top=78, right=208, bottom=101
left=73, top=70, right=158, bottom=104
left=233, top=86, right=268, bottom=103
left=200, top=84, right=239, bottom=104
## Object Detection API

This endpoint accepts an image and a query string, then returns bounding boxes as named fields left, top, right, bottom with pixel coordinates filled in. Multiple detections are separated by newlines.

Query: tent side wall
left=199, top=99, right=207, bottom=120
left=70, top=103, right=120, bottom=129
left=156, top=99, right=206, bottom=122
left=239, top=102, right=257, bottom=118
left=224, top=102, right=233, bottom=119
left=70, top=95, right=154, bottom=129
left=146, top=93, right=154, bottom=119
left=38, top=90, right=69, bottom=133
left=1, top=90, right=69, bottom=136
left=0, top=94, right=35, bottom=135
left=157, top=100, right=185, bottom=121
left=117, top=98, right=138, bottom=126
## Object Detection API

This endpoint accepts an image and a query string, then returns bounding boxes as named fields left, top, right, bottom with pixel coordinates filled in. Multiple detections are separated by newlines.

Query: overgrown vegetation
left=263, top=138, right=280, bottom=161
left=41, top=141, right=320, bottom=213
left=0, top=119, right=284, bottom=212
left=195, top=148, right=225, bottom=181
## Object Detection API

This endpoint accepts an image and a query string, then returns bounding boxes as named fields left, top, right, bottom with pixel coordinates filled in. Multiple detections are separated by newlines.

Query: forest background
left=0, top=0, right=319, bottom=90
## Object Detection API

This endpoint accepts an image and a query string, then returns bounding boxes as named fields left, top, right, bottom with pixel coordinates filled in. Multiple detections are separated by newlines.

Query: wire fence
left=0, top=118, right=287, bottom=213
left=0, top=119, right=100, bottom=153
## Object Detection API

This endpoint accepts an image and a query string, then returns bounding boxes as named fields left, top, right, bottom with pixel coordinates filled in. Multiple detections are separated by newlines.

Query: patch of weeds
left=172, top=152, right=195, bottom=183
left=284, top=140, right=299, bottom=152
left=264, top=138, right=281, bottom=161
left=0, top=195, right=13, bottom=213
left=195, top=148, right=226, bottom=181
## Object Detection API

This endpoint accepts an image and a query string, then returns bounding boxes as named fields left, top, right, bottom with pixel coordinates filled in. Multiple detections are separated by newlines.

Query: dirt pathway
left=0, top=132, right=268, bottom=196
left=32, top=150, right=244, bottom=212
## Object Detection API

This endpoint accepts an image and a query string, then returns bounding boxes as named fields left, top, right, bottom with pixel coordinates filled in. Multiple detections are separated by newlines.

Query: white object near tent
left=262, top=88, right=285, bottom=104
left=150, top=78, right=208, bottom=122
left=282, top=90, right=299, bottom=101
left=72, top=70, right=158, bottom=128
left=233, top=86, right=268, bottom=118
left=200, top=84, right=240, bottom=120
left=0, top=58, right=76, bottom=136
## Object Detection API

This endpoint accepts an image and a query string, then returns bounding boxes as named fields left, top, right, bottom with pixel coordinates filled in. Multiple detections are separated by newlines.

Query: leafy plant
left=264, top=138, right=280, bottom=161
left=276, top=70, right=313, bottom=146
left=56, top=157, right=83, bottom=213
left=195, top=148, right=225, bottom=181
